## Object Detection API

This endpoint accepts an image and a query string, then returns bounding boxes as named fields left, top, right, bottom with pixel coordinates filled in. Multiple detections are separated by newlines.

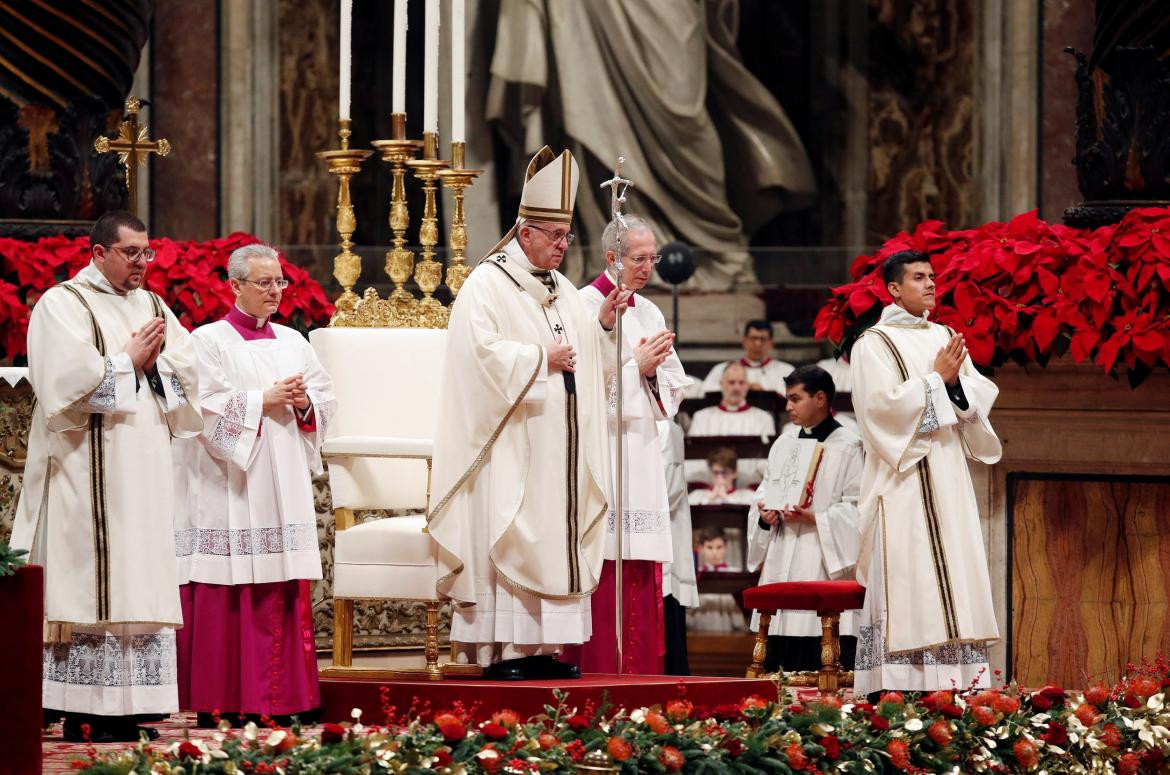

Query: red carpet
left=321, top=673, right=782, bottom=722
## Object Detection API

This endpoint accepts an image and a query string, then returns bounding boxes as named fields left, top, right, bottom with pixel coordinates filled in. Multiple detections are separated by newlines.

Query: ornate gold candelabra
left=406, top=131, right=450, bottom=328
left=437, top=141, right=483, bottom=298
left=371, top=113, right=424, bottom=326
left=316, top=120, right=373, bottom=327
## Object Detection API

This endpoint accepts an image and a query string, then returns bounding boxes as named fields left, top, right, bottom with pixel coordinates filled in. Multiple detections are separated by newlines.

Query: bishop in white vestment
left=11, top=213, right=202, bottom=742
left=428, top=147, right=631, bottom=679
left=747, top=365, right=863, bottom=672
left=849, top=251, right=1002, bottom=694
left=572, top=215, right=690, bottom=674
left=173, top=244, right=335, bottom=721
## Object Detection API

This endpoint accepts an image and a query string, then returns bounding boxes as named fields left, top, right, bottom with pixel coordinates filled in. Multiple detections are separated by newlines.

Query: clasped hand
left=124, top=317, right=165, bottom=372
left=264, top=373, right=310, bottom=414
left=635, top=330, right=675, bottom=377
left=933, top=334, right=967, bottom=386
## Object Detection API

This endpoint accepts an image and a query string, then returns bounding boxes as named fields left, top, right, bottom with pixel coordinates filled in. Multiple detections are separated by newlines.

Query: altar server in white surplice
left=574, top=214, right=691, bottom=674
left=747, top=365, right=863, bottom=673
left=11, top=211, right=202, bottom=743
left=849, top=250, right=1002, bottom=695
left=701, top=321, right=794, bottom=394
left=428, top=146, right=632, bottom=680
left=173, top=243, right=335, bottom=723
left=687, top=362, right=775, bottom=484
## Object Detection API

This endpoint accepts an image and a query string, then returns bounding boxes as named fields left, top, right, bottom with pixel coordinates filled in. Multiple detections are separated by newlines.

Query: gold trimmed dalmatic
left=428, top=240, right=614, bottom=657
left=849, top=304, right=1001, bottom=661
left=12, top=264, right=202, bottom=627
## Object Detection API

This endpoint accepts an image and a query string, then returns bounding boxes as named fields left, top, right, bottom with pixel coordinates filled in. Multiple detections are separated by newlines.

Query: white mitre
left=485, top=145, right=580, bottom=256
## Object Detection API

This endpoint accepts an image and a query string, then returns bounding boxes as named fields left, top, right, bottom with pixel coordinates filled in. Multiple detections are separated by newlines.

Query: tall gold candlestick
left=316, top=119, right=373, bottom=327
left=407, top=131, right=450, bottom=328
left=371, top=112, right=424, bottom=326
left=438, top=141, right=483, bottom=298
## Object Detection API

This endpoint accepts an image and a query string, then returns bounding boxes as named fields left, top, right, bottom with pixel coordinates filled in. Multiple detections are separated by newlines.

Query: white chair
left=310, top=327, right=479, bottom=679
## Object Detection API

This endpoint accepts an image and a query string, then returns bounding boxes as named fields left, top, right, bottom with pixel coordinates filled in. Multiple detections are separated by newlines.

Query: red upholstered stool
left=742, top=580, right=866, bottom=695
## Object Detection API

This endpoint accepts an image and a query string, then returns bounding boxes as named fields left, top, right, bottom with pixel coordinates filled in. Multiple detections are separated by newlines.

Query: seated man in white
left=747, top=364, right=863, bottom=673
left=687, top=362, right=775, bottom=482
left=701, top=320, right=794, bottom=394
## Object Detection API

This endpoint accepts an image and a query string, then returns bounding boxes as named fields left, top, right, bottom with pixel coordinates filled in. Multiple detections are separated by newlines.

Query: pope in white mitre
left=849, top=250, right=1002, bottom=695
left=12, top=211, right=202, bottom=742
left=429, top=147, right=631, bottom=680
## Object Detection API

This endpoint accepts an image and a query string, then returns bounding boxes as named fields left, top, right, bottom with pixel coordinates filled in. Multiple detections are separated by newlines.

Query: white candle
left=451, top=0, right=465, bottom=143
left=392, top=0, right=408, bottom=115
left=339, top=0, right=352, bottom=121
left=423, top=0, right=440, bottom=134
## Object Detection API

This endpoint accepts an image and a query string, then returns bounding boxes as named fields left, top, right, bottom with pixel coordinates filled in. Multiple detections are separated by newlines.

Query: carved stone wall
left=277, top=0, right=338, bottom=279
left=865, top=0, right=976, bottom=242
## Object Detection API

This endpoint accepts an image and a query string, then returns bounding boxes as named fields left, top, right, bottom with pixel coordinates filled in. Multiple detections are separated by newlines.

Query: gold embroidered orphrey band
left=862, top=326, right=961, bottom=642
left=60, top=283, right=112, bottom=622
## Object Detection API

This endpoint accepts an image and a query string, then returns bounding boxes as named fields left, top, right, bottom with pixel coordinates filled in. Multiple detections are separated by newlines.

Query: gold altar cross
left=93, top=96, right=171, bottom=216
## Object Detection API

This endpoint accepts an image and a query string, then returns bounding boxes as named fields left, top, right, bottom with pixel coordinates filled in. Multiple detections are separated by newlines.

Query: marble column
left=220, top=0, right=280, bottom=241
left=151, top=3, right=219, bottom=240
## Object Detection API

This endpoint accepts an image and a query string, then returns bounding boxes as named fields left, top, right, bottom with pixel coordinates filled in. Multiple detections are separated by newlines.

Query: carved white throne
left=310, top=327, right=479, bottom=679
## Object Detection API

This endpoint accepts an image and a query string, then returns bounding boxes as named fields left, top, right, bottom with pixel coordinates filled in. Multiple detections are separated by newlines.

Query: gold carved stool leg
left=746, top=612, right=772, bottom=678
left=333, top=598, right=355, bottom=668
left=817, top=610, right=843, bottom=696
left=424, top=601, right=442, bottom=680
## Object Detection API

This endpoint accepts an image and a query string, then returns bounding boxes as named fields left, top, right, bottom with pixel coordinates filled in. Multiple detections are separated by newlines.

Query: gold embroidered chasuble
left=12, top=264, right=202, bottom=626
left=429, top=240, right=615, bottom=607
left=849, top=304, right=1001, bottom=655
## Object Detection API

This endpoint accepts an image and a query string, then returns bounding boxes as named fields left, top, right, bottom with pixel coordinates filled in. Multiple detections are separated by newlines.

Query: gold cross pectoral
left=94, top=96, right=171, bottom=216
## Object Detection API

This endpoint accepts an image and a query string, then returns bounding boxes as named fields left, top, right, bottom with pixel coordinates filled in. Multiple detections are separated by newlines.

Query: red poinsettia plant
left=814, top=207, right=1170, bottom=387
left=0, top=232, right=334, bottom=363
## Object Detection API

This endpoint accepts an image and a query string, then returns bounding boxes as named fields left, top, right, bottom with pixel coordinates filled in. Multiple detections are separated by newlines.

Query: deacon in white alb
left=428, top=146, right=632, bottom=681
left=12, top=211, right=202, bottom=742
left=173, top=243, right=335, bottom=722
left=849, top=250, right=1002, bottom=694
left=747, top=364, right=863, bottom=673
left=574, top=214, right=690, bottom=674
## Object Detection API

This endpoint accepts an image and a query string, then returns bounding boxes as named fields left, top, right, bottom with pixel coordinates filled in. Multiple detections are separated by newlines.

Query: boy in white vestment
left=174, top=244, right=335, bottom=724
left=428, top=147, right=632, bottom=680
left=573, top=215, right=690, bottom=674
left=701, top=321, right=794, bottom=394
left=747, top=364, right=863, bottom=672
left=13, top=211, right=202, bottom=742
left=850, top=250, right=1002, bottom=695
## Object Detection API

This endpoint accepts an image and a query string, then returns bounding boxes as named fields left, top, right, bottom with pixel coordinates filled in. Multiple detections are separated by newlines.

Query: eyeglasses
left=525, top=223, right=576, bottom=245
left=242, top=278, right=290, bottom=291
left=624, top=253, right=662, bottom=267
left=104, top=244, right=156, bottom=263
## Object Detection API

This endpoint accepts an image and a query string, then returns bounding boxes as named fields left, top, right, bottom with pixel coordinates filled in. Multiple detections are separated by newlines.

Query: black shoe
left=43, top=708, right=63, bottom=729
left=482, top=657, right=527, bottom=680
left=63, top=714, right=160, bottom=743
left=197, top=712, right=240, bottom=729
left=526, top=655, right=581, bottom=680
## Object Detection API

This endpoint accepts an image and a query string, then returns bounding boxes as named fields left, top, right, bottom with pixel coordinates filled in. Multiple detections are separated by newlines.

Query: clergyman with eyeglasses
left=427, top=146, right=633, bottom=681
left=171, top=243, right=336, bottom=725
left=11, top=210, right=203, bottom=742
left=570, top=214, right=695, bottom=674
